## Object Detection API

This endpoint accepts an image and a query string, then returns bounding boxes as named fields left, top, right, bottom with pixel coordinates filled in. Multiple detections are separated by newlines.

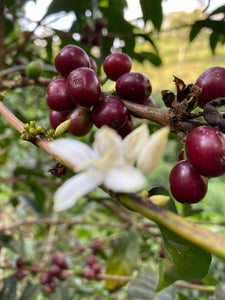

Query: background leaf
left=156, top=226, right=212, bottom=291
left=0, top=276, right=17, bottom=300
left=140, top=0, right=163, bottom=31
left=127, top=266, right=175, bottom=300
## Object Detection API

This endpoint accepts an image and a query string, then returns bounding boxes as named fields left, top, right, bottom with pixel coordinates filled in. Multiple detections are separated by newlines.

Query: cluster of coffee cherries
left=40, top=252, right=68, bottom=294
left=80, top=18, right=107, bottom=47
left=46, top=44, right=154, bottom=139
left=82, top=254, right=102, bottom=280
left=170, top=66, right=225, bottom=204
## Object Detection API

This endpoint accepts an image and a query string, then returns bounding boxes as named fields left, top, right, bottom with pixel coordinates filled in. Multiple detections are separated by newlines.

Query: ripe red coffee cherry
left=138, top=96, right=155, bottom=107
left=116, top=72, right=152, bottom=101
left=54, top=45, right=90, bottom=78
left=46, top=79, right=75, bottom=111
left=89, top=56, right=97, bottom=72
left=67, top=106, right=93, bottom=137
left=95, top=18, right=107, bottom=32
left=51, top=253, right=68, bottom=269
left=103, top=52, right=132, bottom=81
left=48, top=265, right=61, bottom=277
left=49, top=110, right=68, bottom=130
left=91, top=96, right=128, bottom=130
left=169, top=160, right=208, bottom=204
left=185, top=126, right=225, bottom=177
left=66, top=67, right=101, bottom=107
left=86, top=255, right=96, bottom=267
left=117, top=116, right=134, bottom=138
left=195, top=66, right=225, bottom=108
left=15, top=269, right=27, bottom=280
left=82, top=268, right=95, bottom=279
left=91, top=263, right=102, bottom=274
left=16, top=257, right=24, bottom=268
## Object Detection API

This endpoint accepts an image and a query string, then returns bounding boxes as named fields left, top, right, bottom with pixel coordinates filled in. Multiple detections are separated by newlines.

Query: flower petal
left=104, top=164, right=147, bottom=193
left=53, top=170, right=104, bottom=212
left=137, top=126, right=169, bottom=174
left=49, top=138, right=96, bottom=171
left=123, top=124, right=150, bottom=164
left=93, top=126, right=124, bottom=166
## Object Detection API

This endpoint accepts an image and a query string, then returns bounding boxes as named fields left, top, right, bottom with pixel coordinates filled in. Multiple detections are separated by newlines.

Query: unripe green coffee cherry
left=25, top=61, right=43, bottom=79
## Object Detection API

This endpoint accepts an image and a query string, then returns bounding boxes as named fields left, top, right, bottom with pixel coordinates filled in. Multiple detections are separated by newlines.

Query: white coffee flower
left=49, top=124, right=169, bottom=212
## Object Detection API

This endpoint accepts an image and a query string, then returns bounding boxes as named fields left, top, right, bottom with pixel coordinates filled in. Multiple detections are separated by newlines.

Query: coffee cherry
left=54, top=45, right=90, bottom=78
left=178, top=149, right=185, bottom=161
left=95, top=19, right=107, bottom=32
left=103, top=53, right=132, bottom=81
left=89, top=56, right=97, bottom=72
left=185, top=126, right=225, bottom=177
left=91, top=96, right=128, bottom=130
left=15, top=269, right=27, bottom=280
left=116, top=72, right=152, bottom=102
left=46, top=79, right=75, bottom=111
left=117, top=116, right=134, bottom=138
left=48, top=265, right=61, bottom=277
left=169, top=160, right=208, bottom=204
left=67, top=106, right=93, bottom=137
left=195, top=66, right=225, bottom=108
left=16, top=257, right=24, bottom=268
left=138, top=96, right=155, bottom=107
left=43, top=279, right=56, bottom=293
left=86, top=255, right=96, bottom=267
left=25, top=61, right=43, bottom=80
left=91, top=263, right=102, bottom=274
left=82, top=268, right=95, bottom=279
left=66, top=67, right=101, bottom=107
left=40, top=273, right=51, bottom=285
left=51, top=253, right=68, bottom=269
left=49, top=110, right=68, bottom=130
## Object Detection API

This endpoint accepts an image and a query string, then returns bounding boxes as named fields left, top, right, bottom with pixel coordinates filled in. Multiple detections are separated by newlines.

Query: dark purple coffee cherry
left=51, top=253, right=68, bottom=269
left=86, top=255, right=96, bottom=267
left=48, top=265, right=61, bottom=277
left=116, top=72, right=152, bottom=102
left=169, top=160, right=208, bottom=204
left=138, top=96, right=155, bottom=107
left=185, top=126, right=225, bottom=177
left=95, top=19, right=107, bottom=32
left=15, top=269, right=27, bottom=280
left=91, top=96, right=128, bottom=130
left=103, top=52, right=132, bottom=81
left=49, top=110, right=68, bottom=130
left=54, top=45, right=90, bottom=78
left=89, top=56, right=97, bottom=72
left=91, top=263, right=102, bottom=274
left=40, top=273, right=51, bottom=285
left=82, top=268, right=95, bottom=279
left=195, top=66, right=225, bottom=108
left=67, top=106, right=93, bottom=137
left=16, top=257, right=24, bottom=268
left=66, top=67, right=101, bottom=107
left=117, top=116, right=134, bottom=138
left=46, top=79, right=75, bottom=111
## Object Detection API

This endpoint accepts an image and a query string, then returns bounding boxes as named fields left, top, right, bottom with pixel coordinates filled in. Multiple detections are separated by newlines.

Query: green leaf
left=209, top=5, right=225, bottom=17
left=127, top=266, right=175, bottom=300
left=133, top=52, right=162, bottom=66
left=30, top=183, right=46, bottom=211
left=156, top=226, right=212, bottom=291
left=0, top=234, right=19, bottom=253
left=0, top=276, right=17, bottom=300
left=45, top=0, right=92, bottom=18
left=215, top=283, right=225, bottom=299
left=209, top=31, right=220, bottom=54
left=105, top=229, right=140, bottom=291
left=19, top=282, right=40, bottom=300
left=100, top=6, right=134, bottom=34
left=140, top=0, right=163, bottom=31
left=190, top=19, right=225, bottom=42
